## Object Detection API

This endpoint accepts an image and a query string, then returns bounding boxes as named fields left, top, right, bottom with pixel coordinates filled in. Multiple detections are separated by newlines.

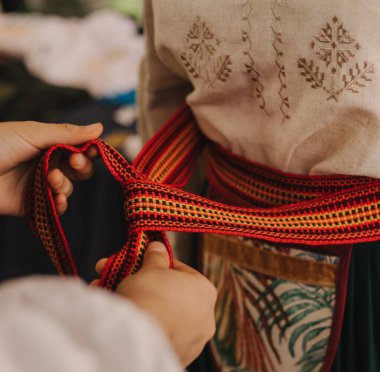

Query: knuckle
left=61, top=178, right=69, bottom=192
left=147, top=251, right=166, bottom=260
left=155, top=253, right=169, bottom=264
left=62, top=123, right=72, bottom=144
left=144, top=251, right=170, bottom=266
left=203, top=279, right=217, bottom=302
left=211, top=288, right=218, bottom=304
left=207, top=322, right=216, bottom=340
left=62, top=123, right=70, bottom=131
left=49, top=174, right=63, bottom=189
left=25, top=121, right=39, bottom=126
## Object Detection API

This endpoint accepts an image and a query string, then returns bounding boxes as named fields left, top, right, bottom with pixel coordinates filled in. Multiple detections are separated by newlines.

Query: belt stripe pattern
left=26, top=104, right=380, bottom=290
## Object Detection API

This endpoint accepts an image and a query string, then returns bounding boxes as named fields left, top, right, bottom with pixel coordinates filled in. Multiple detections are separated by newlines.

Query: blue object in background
left=100, top=90, right=136, bottom=106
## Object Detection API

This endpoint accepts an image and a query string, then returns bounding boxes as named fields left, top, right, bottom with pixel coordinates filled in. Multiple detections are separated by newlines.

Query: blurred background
left=0, top=0, right=145, bottom=283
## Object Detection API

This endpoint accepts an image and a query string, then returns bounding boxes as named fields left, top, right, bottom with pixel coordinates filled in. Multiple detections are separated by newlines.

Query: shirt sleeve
left=0, top=276, right=182, bottom=372
left=138, top=0, right=192, bottom=143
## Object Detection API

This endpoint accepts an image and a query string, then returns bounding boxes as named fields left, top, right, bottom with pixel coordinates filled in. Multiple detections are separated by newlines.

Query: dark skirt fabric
left=332, top=242, right=380, bottom=372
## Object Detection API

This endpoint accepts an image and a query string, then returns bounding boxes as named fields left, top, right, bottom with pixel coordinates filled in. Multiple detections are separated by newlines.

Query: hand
left=93, top=242, right=217, bottom=367
left=0, top=121, right=103, bottom=216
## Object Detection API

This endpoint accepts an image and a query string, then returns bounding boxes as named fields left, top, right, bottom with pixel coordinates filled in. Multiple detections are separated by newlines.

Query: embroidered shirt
left=138, top=0, right=380, bottom=178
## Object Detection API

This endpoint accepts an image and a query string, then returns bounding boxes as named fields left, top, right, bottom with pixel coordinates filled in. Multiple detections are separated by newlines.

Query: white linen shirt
left=139, top=0, right=380, bottom=178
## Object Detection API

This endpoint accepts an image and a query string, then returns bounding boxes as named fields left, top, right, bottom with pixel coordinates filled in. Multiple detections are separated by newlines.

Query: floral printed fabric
left=202, top=235, right=340, bottom=372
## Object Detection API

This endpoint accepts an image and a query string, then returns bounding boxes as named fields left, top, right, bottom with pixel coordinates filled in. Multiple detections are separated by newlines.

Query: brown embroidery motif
left=271, top=1, right=290, bottom=122
left=181, top=16, right=232, bottom=86
left=241, top=0, right=268, bottom=112
left=298, top=16, right=374, bottom=101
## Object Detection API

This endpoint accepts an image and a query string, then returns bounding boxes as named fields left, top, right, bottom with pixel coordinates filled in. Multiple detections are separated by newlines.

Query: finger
left=68, top=153, right=94, bottom=181
left=86, top=145, right=100, bottom=159
left=95, top=258, right=108, bottom=275
left=172, top=259, right=199, bottom=274
left=90, top=279, right=100, bottom=286
left=142, top=241, right=170, bottom=270
left=54, top=193, right=67, bottom=216
left=24, top=122, right=103, bottom=150
left=56, top=149, right=98, bottom=182
left=47, top=169, right=73, bottom=197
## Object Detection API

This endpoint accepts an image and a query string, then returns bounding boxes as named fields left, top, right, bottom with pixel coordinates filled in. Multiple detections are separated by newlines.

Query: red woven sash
left=26, top=104, right=380, bottom=290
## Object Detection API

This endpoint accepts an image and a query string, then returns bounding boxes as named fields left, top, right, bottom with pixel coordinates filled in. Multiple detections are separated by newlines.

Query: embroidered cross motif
left=181, top=16, right=232, bottom=86
left=186, top=16, right=219, bottom=59
left=298, top=16, right=374, bottom=102
left=312, top=16, right=360, bottom=68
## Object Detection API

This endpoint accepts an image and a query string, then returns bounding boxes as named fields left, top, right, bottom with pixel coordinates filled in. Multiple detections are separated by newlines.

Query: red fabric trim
left=322, top=245, right=352, bottom=372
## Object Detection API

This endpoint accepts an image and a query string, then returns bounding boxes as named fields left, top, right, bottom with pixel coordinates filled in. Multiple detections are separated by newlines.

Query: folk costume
left=138, top=1, right=380, bottom=371
left=27, top=1, right=380, bottom=372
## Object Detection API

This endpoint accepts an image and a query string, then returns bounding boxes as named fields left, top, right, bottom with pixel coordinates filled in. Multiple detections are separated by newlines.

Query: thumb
left=142, top=241, right=170, bottom=270
left=24, top=122, right=103, bottom=149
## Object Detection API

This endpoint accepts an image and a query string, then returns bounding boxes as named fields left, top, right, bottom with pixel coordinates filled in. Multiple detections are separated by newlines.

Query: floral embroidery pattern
left=242, top=0, right=268, bottom=112
left=298, top=16, right=375, bottom=101
left=271, top=0, right=290, bottom=122
left=181, top=16, right=232, bottom=86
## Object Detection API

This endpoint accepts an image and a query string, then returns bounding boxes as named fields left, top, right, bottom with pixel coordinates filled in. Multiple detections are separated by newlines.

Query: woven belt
left=26, top=104, right=380, bottom=290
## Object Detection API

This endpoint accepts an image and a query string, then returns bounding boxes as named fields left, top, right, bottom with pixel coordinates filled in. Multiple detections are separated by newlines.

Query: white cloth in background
left=0, top=276, right=181, bottom=372
left=0, top=10, right=144, bottom=97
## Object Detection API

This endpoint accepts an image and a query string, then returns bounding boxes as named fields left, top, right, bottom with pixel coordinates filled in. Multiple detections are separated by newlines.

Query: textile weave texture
left=26, top=104, right=380, bottom=290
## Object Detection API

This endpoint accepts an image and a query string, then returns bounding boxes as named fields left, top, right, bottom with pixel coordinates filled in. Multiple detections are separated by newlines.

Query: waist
left=206, top=142, right=377, bottom=208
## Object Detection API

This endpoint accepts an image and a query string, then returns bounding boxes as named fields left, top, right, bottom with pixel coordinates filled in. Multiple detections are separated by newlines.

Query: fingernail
left=73, top=154, right=85, bottom=167
left=55, top=171, right=64, bottom=186
left=147, top=241, right=166, bottom=253
left=85, top=123, right=102, bottom=132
